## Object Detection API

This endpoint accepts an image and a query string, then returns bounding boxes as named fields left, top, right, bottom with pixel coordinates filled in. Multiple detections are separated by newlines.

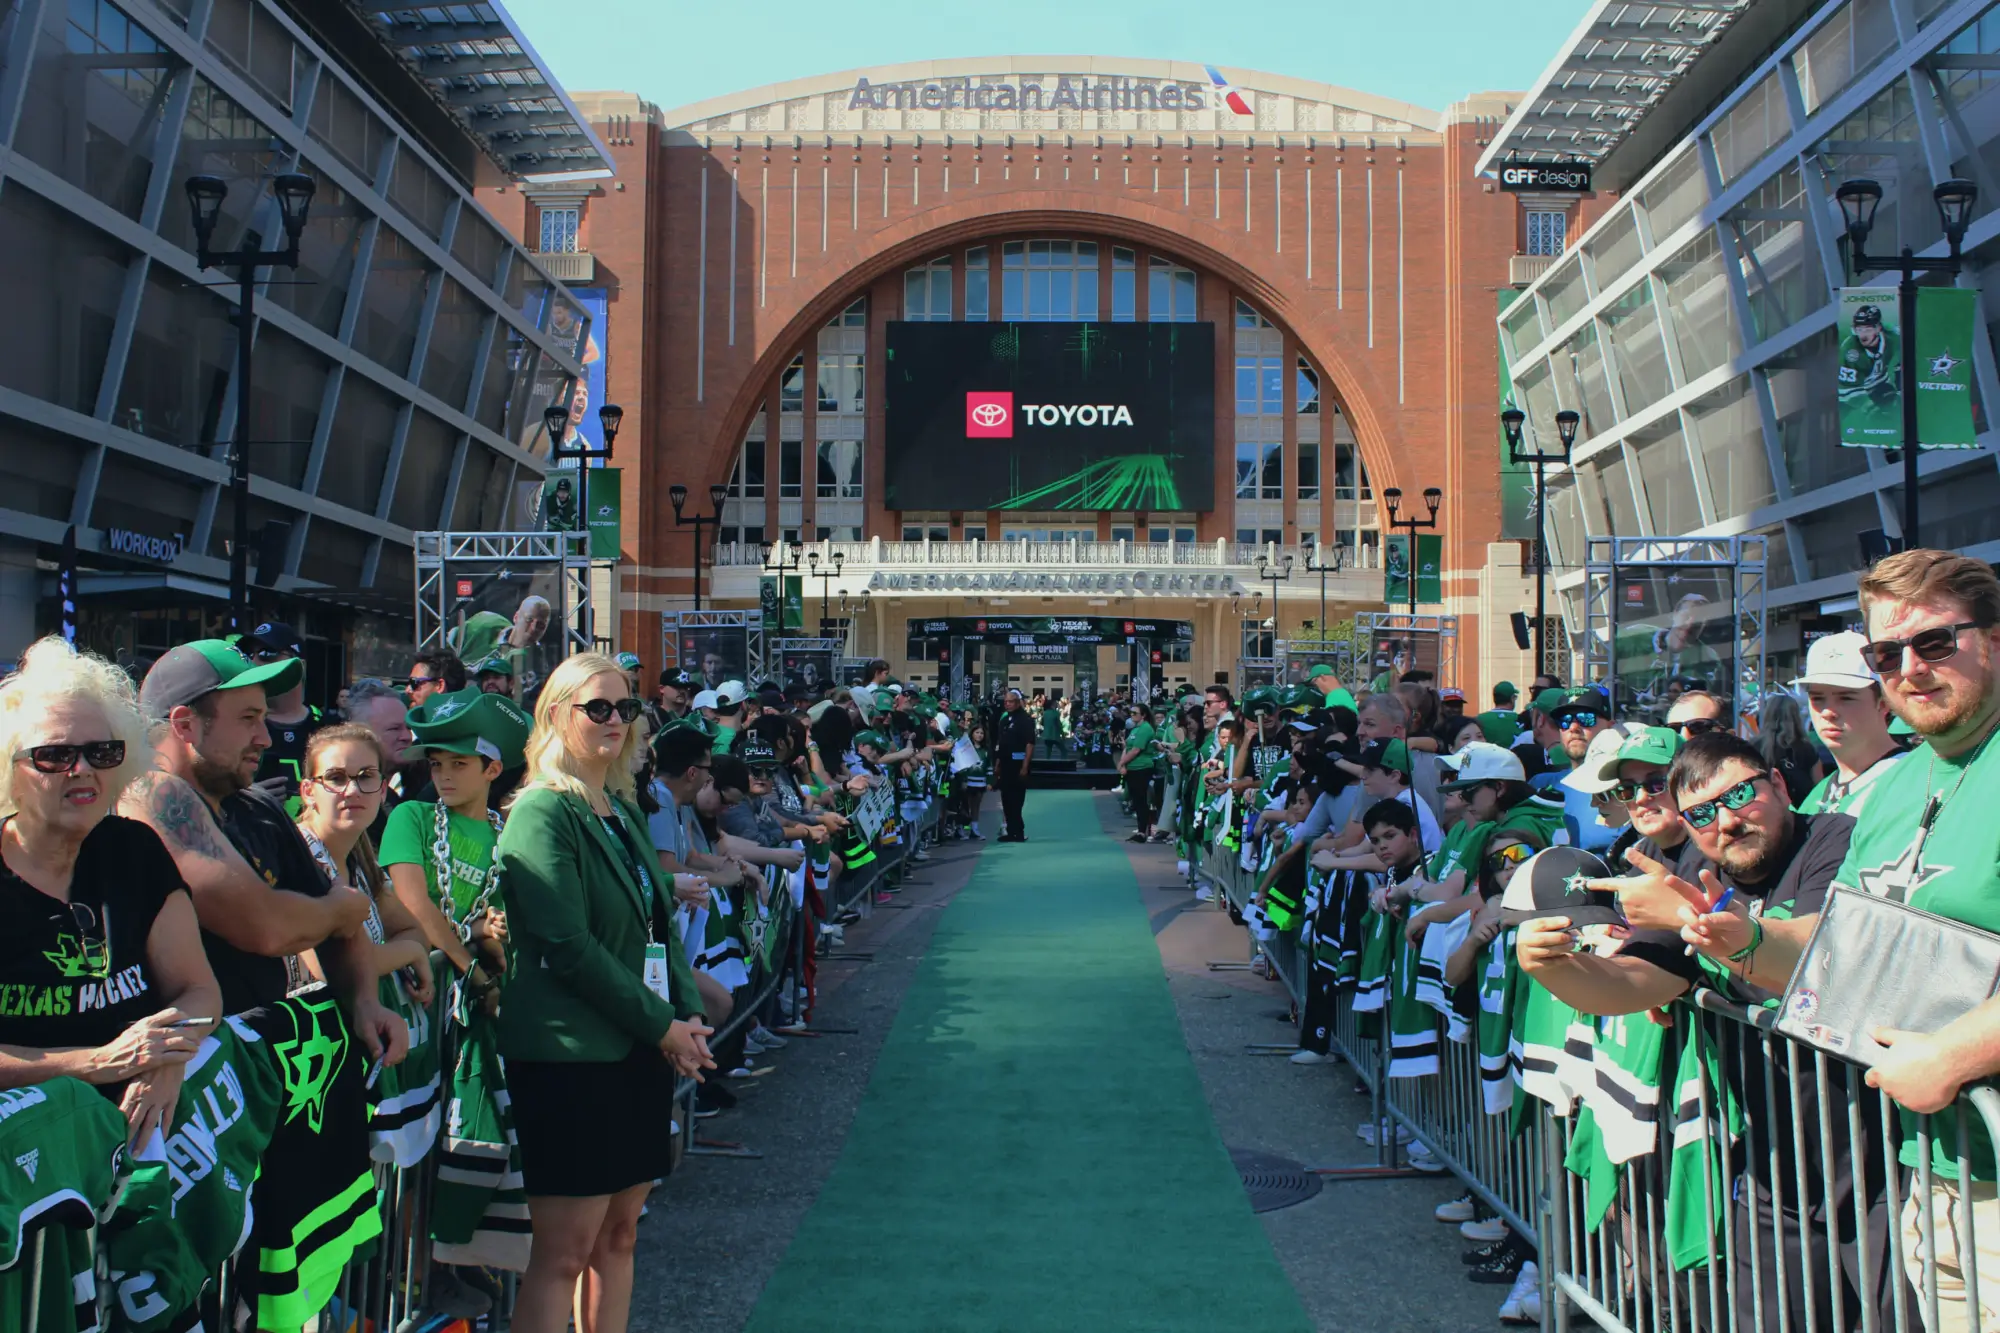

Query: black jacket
left=996, top=711, right=1037, bottom=781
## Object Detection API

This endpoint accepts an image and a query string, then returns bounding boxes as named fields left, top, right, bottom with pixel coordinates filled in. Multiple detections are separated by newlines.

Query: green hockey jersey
left=431, top=1004, right=529, bottom=1272
left=1583, top=1011, right=1668, bottom=1165
left=0, top=1080, right=125, bottom=1333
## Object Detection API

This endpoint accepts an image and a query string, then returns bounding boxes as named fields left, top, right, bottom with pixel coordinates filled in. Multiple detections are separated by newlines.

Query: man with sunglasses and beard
left=1521, top=730, right=1884, bottom=1329
left=1827, top=549, right=2000, bottom=1328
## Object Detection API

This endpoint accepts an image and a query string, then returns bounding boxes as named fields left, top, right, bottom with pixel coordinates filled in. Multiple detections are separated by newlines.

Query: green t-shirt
left=378, top=799, right=499, bottom=920
left=710, top=724, right=737, bottom=756
left=1832, top=733, right=2000, bottom=1178
left=1124, top=722, right=1158, bottom=771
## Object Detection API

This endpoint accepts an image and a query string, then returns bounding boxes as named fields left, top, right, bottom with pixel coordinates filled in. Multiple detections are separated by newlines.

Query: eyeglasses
left=408, top=675, right=442, bottom=690
left=1862, top=621, right=1986, bottom=675
left=573, top=697, right=644, bottom=725
left=1554, top=710, right=1601, bottom=730
left=1679, top=775, right=1765, bottom=829
left=1674, top=718, right=1727, bottom=737
left=1486, top=842, right=1534, bottom=871
left=14, top=741, right=126, bottom=773
left=309, top=767, right=384, bottom=794
left=1610, top=774, right=1671, bottom=804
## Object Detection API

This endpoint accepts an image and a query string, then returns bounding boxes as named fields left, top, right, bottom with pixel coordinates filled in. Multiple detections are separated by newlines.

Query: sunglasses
left=1862, top=621, right=1986, bottom=675
left=1610, top=774, right=1671, bottom=803
left=573, top=698, right=644, bottom=725
left=1554, top=710, right=1601, bottom=730
left=1674, top=718, right=1727, bottom=737
left=1486, top=842, right=1534, bottom=871
left=408, top=675, right=443, bottom=689
left=15, top=741, right=126, bottom=773
left=309, top=767, right=384, bottom=794
left=1679, top=775, right=1764, bottom=829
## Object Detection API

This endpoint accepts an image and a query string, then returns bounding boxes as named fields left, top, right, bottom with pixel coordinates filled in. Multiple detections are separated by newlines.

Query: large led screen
left=884, top=322, right=1214, bottom=512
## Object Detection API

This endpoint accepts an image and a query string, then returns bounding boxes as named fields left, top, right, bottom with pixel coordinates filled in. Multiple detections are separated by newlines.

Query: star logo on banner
left=1852, top=838, right=1952, bottom=903
left=1931, top=349, right=1965, bottom=378
left=271, top=993, right=347, bottom=1132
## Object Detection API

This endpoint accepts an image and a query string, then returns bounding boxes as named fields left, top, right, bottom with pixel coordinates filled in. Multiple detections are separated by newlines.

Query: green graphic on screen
left=884, top=321, right=1215, bottom=512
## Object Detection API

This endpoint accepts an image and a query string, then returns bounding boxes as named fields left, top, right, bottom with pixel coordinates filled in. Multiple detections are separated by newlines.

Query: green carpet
left=744, top=791, right=1310, bottom=1333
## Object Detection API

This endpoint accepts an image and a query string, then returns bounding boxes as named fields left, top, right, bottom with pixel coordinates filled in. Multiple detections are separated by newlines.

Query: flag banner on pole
left=760, top=576, right=781, bottom=633
left=1496, top=291, right=1536, bottom=541
left=58, top=525, right=77, bottom=646
left=1384, top=535, right=1443, bottom=605
left=1837, top=286, right=1979, bottom=449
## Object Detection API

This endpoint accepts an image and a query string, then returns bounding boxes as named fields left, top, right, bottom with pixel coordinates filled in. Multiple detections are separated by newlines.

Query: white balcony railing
left=712, top=539, right=1381, bottom=570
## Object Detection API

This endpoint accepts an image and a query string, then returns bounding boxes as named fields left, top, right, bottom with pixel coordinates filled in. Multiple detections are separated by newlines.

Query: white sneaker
left=749, top=1024, right=787, bottom=1049
left=1355, top=1119, right=1413, bottom=1147
left=1460, top=1216, right=1509, bottom=1243
left=1434, top=1192, right=1476, bottom=1223
left=1176, top=858, right=1190, bottom=877
left=818, top=922, right=845, bottom=946
left=1499, top=1262, right=1541, bottom=1324
left=1288, top=1049, right=1327, bottom=1065
left=1194, top=886, right=1216, bottom=902
left=1407, top=1144, right=1446, bottom=1174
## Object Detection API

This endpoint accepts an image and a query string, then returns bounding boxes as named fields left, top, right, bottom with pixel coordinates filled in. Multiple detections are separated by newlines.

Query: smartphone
left=166, top=1016, right=216, bottom=1030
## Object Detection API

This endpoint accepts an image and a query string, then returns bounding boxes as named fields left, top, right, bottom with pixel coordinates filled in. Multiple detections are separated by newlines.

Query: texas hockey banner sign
left=1836, top=285, right=1978, bottom=450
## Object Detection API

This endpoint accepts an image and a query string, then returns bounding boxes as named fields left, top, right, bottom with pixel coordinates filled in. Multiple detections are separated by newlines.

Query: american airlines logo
left=964, top=391, right=1136, bottom=438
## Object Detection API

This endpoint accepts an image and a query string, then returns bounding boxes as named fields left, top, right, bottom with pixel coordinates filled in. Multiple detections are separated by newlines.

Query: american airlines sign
left=963, top=391, right=1134, bottom=438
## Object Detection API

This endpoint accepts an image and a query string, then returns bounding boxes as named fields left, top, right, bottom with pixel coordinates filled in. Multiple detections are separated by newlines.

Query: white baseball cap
left=1560, top=723, right=1643, bottom=795
left=690, top=688, right=720, bottom=711
left=1439, top=741, right=1526, bottom=790
left=714, top=679, right=748, bottom=707
left=1790, top=631, right=1878, bottom=690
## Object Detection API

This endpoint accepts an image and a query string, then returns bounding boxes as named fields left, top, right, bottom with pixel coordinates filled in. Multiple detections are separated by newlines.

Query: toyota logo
left=971, top=402, right=1009, bottom=428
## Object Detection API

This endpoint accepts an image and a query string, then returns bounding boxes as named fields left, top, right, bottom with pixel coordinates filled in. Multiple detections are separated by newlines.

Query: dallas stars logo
left=1852, top=839, right=1952, bottom=902
left=270, top=993, right=347, bottom=1132
left=43, top=930, right=109, bottom=979
left=1931, top=349, right=1965, bottom=378
left=431, top=697, right=467, bottom=722
left=1563, top=870, right=1591, bottom=899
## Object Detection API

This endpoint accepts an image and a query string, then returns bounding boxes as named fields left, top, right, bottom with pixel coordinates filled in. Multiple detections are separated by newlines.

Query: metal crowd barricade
left=1193, top=859, right=2000, bottom=1333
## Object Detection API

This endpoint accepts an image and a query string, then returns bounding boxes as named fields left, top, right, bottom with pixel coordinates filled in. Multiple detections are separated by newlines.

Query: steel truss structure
left=415, top=530, right=593, bottom=654
left=1355, top=613, right=1461, bottom=690
left=1583, top=535, right=1766, bottom=721
left=661, top=611, right=766, bottom=684
left=1276, top=637, right=1361, bottom=686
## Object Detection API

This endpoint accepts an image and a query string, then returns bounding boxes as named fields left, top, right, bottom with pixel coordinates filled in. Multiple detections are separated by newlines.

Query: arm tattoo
left=123, top=772, right=233, bottom=860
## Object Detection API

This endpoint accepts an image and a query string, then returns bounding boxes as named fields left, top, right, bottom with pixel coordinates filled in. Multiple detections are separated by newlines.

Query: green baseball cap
left=472, top=654, right=514, bottom=678
left=1493, top=680, right=1519, bottom=703
left=139, top=640, right=303, bottom=717
left=615, top=652, right=642, bottom=672
left=1591, top=724, right=1680, bottom=786
left=1475, top=710, right=1520, bottom=747
left=407, top=688, right=531, bottom=769
left=1358, top=738, right=1411, bottom=775
left=855, top=730, right=889, bottom=751
left=1305, top=662, right=1338, bottom=682
left=1531, top=687, right=1570, bottom=715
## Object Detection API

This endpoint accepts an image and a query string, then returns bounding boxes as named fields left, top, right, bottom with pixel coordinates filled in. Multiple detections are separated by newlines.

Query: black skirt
left=508, top=1045, right=678, bottom=1197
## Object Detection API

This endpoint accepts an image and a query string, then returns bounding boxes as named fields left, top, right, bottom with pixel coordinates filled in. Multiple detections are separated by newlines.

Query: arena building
left=478, top=57, right=1573, bottom=694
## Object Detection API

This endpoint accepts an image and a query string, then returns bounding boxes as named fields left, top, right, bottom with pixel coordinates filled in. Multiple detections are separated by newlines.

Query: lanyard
left=596, top=807, right=656, bottom=925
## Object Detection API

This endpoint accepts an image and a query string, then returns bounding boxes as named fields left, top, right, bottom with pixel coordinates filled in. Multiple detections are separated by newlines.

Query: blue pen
left=1710, top=886, right=1736, bottom=913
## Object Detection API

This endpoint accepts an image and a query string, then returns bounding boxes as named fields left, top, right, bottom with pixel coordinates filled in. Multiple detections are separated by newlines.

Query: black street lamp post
left=1301, top=542, right=1348, bottom=642
left=185, top=172, right=316, bottom=631
left=1254, top=552, right=1294, bottom=651
left=1834, top=176, right=1979, bottom=549
left=1382, top=486, right=1443, bottom=617
left=1500, top=406, right=1579, bottom=676
left=669, top=482, right=729, bottom=611
left=806, top=550, right=845, bottom=629
left=540, top=403, right=623, bottom=641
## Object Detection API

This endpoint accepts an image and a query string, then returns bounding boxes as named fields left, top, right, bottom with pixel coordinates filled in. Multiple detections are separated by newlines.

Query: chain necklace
left=1913, top=724, right=2000, bottom=882
left=432, top=799, right=505, bottom=944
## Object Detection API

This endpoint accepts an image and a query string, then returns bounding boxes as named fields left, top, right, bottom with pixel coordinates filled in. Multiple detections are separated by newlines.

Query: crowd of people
left=1131, top=547, right=2000, bottom=1333
left=0, top=628, right=985, bottom=1332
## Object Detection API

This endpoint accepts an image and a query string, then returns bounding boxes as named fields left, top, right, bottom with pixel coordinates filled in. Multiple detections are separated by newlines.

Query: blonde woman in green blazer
left=495, top=653, right=714, bottom=1333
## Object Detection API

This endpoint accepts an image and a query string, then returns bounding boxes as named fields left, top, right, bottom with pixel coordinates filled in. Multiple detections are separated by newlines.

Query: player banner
left=1837, top=286, right=1978, bottom=449
left=1497, top=290, right=1536, bottom=541
left=1610, top=565, right=1737, bottom=721
left=1383, top=534, right=1443, bottom=606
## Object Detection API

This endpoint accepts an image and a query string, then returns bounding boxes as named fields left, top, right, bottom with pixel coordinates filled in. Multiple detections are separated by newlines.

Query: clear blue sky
left=505, top=0, right=1590, bottom=119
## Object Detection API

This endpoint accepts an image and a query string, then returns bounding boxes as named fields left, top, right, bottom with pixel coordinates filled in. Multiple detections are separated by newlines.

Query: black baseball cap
left=139, top=640, right=303, bottom=718
left=238, top=621, right=302, bottom=659
left=738, top=735, right=780, bottom=768
left=1499, top=846, right=1622, bottom=928
left=660, top=667, right=696, bottom=690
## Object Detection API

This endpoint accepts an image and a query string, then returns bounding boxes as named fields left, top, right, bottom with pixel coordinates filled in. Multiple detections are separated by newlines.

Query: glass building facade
left=0, top=0, right=594, bottom=676
left=1497, top=0, right=2000, bottom=677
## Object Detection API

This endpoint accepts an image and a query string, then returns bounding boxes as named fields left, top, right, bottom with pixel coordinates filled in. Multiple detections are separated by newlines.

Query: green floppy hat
left=407, top=688, right=531, bottom=769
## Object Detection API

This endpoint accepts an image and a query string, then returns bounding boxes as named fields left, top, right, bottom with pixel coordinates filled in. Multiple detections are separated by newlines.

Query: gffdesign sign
left=1499, top=163, right=1592, bottom=193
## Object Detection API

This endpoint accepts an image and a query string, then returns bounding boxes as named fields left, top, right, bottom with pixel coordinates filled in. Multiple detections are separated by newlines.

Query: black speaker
left=1510, top=611, right=1532, bottom=650
left=253, top=521, right=292, bottom=587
